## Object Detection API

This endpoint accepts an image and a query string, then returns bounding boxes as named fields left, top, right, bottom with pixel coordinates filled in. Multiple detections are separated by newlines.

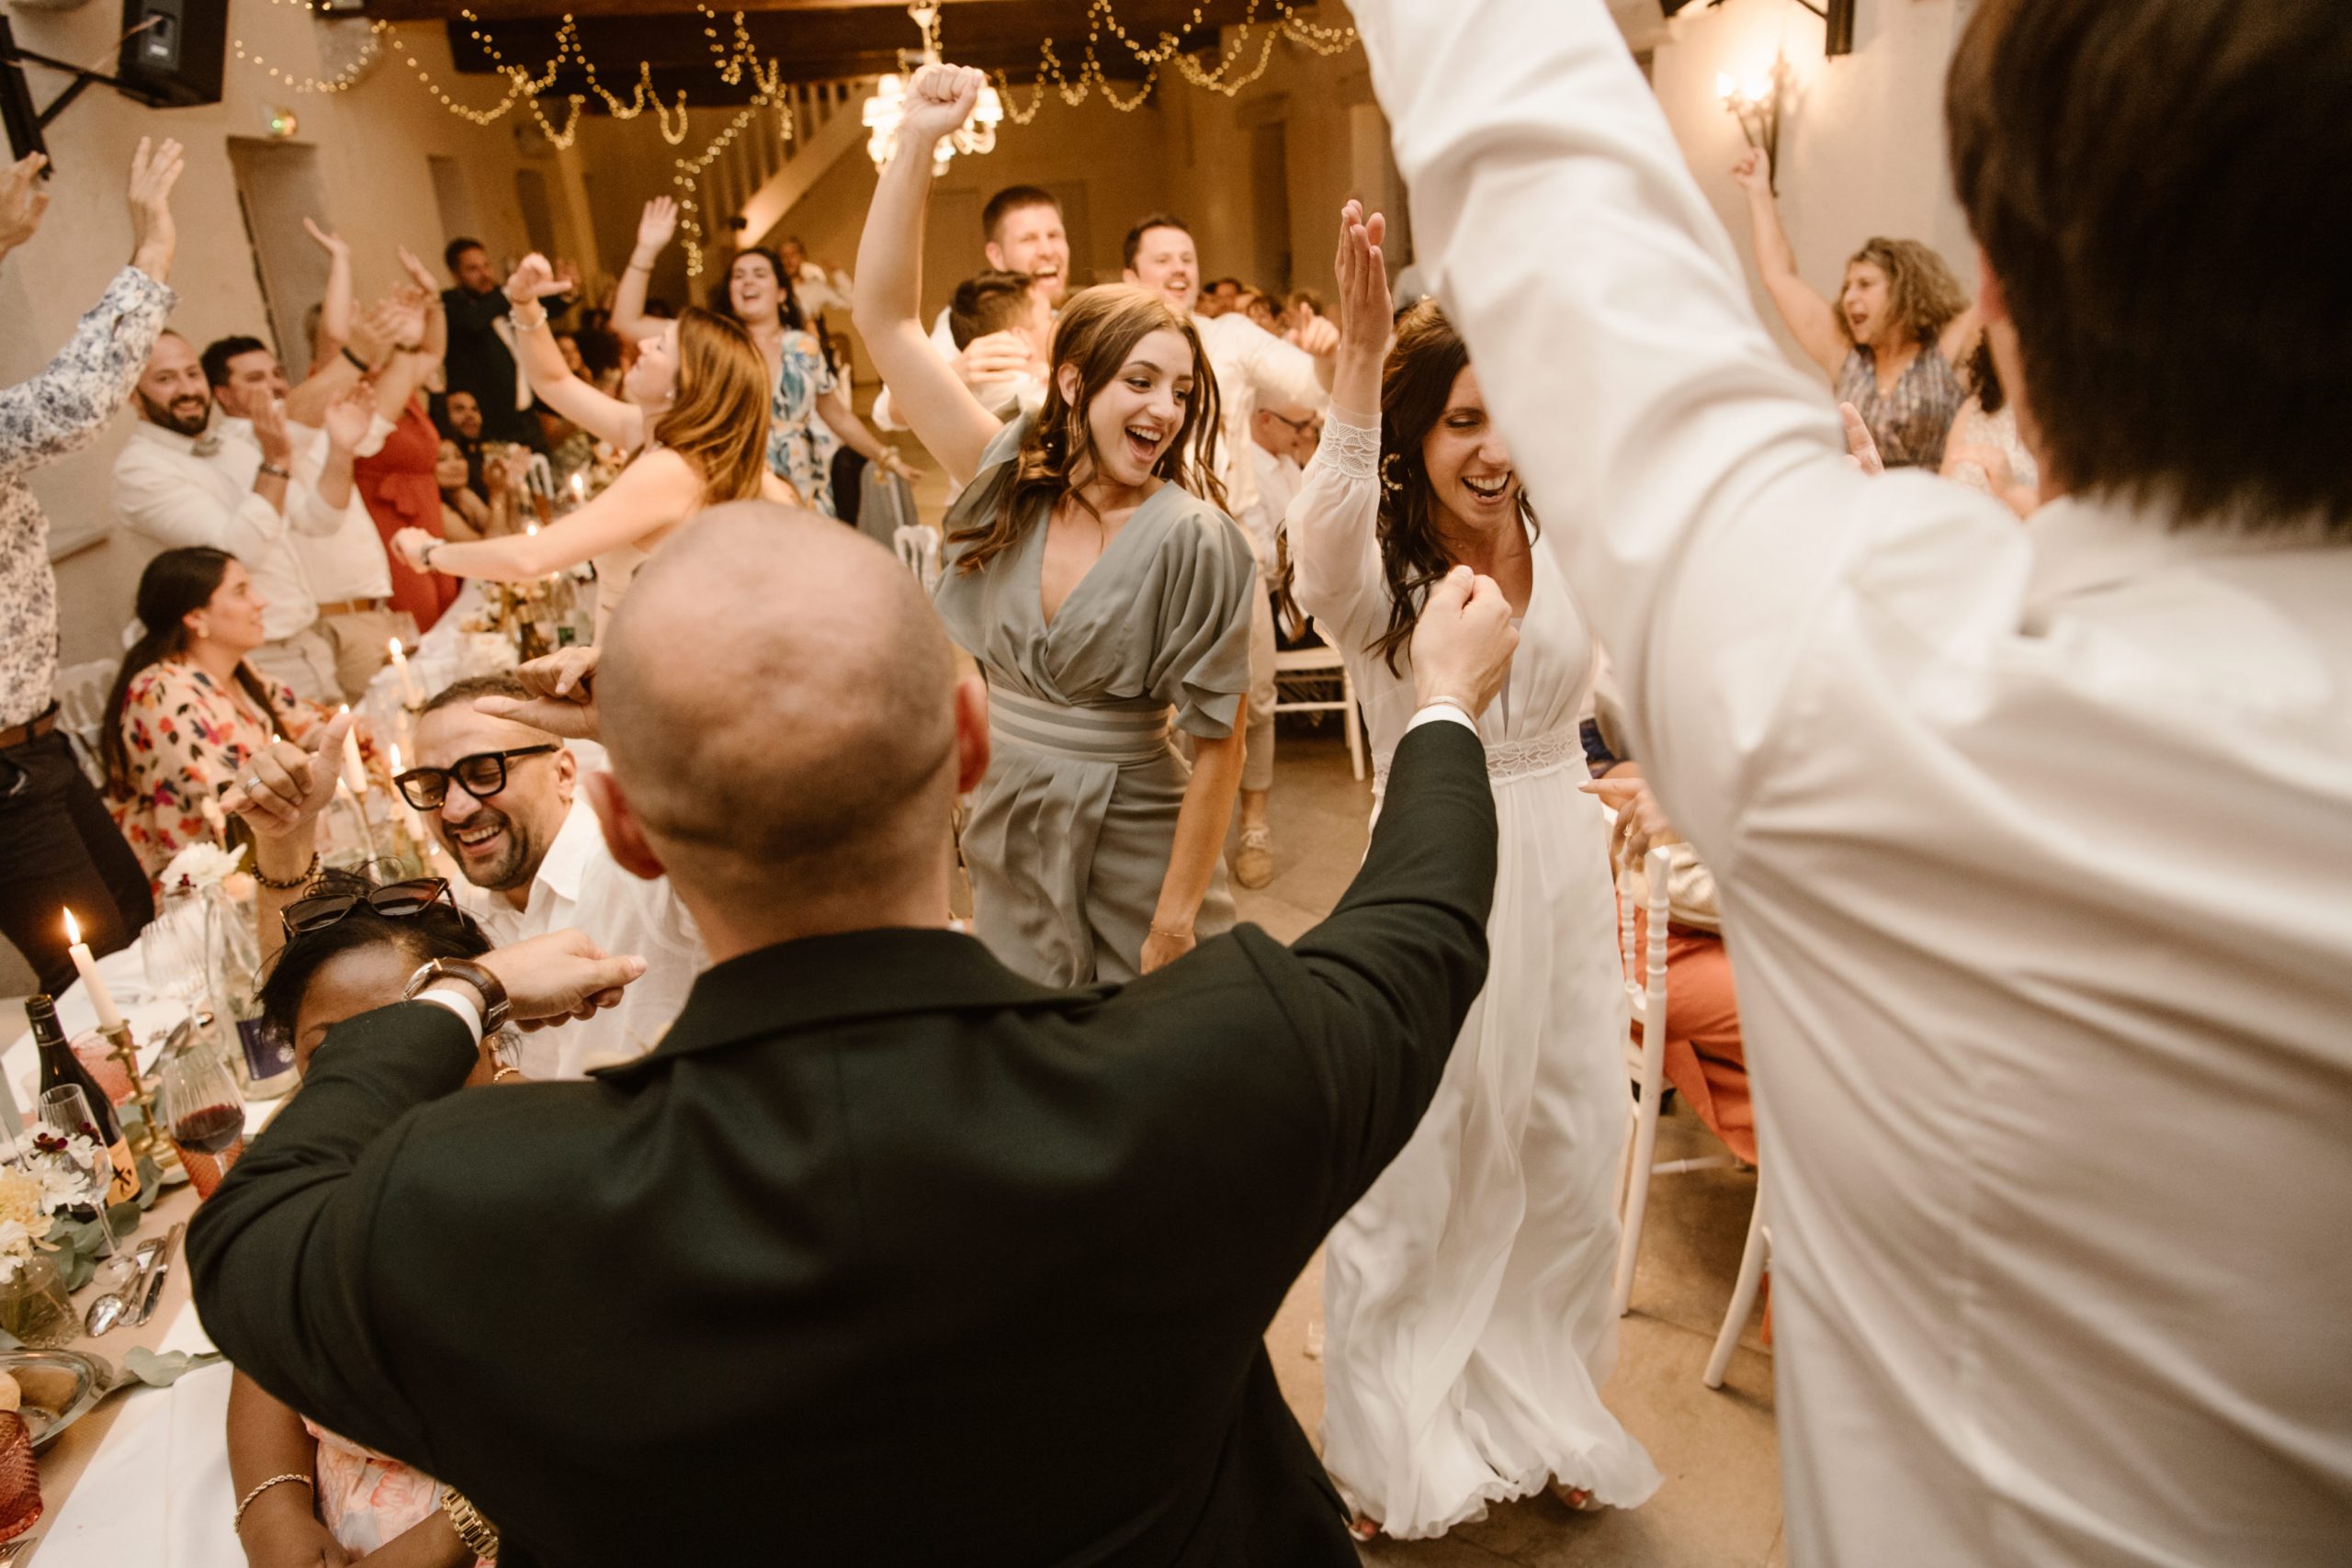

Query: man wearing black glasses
left=227, top=664, right=703, bottom=1078
left=193, top=501, right=1519, bottom=1566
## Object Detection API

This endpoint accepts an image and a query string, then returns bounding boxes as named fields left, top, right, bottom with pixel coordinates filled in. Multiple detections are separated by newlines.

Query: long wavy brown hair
left=101, top=547, right=289, bottom=799
left=1367, top=301, right=1538, bottom=675
left=1839, top=237, right=1970, bottom=348
left=950, top=285, right=1225, bottom=575
left=650, top=306, right=772, bottom=506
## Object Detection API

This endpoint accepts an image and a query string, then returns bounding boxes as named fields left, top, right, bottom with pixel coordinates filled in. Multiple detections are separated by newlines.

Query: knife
left=129, top=1220, right=185, bottom=1327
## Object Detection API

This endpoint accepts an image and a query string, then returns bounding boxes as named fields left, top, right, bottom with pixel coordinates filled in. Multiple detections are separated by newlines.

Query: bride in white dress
left=1291, top=204, right=1659, bottom=1538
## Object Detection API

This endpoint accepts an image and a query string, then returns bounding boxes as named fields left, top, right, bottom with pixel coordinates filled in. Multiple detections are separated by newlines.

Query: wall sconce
left=1671, top=0, right=1854, bottom=58
left=1717, top=56, right=1790, bottom=190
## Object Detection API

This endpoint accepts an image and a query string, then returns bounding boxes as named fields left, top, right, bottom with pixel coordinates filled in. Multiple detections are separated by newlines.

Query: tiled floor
left=1234, top=730, right=1784, bottom=1568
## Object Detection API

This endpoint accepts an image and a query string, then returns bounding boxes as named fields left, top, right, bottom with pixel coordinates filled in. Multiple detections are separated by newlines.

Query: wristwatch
left=402, top=957, right=511, bottom=1036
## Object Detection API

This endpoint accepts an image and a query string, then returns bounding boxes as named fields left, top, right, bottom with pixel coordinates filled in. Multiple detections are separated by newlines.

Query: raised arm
left=1730, top=150, right=1846, bottom=378
left=390, top=446, right=698, bottom=581
left=1286, top=207, right=1393, bottom=645
left=505, top=254, right=643, bottom=449
left=371, top=249, right=449, bottom=422
left=302, top=218, right=352, bottom=367
left=852, top=64, right=1007, bottom=487
left=610, top=198, right=678, bottom=344
left=1349, top=0, right=2000, bottom=857
left=812, top=382, right=916, bottom=480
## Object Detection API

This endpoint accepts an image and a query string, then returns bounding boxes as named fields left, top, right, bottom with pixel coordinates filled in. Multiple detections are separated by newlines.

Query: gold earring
left=1381, top=452, right=1408, bottom=498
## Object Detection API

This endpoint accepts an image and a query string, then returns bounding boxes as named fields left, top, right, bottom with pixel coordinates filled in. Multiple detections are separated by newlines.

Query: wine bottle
left=25, top=996, right=140, bottom=1205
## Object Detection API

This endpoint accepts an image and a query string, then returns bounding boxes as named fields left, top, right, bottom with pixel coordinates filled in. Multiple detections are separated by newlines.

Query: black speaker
left=117, top=0, right=225, bottom=108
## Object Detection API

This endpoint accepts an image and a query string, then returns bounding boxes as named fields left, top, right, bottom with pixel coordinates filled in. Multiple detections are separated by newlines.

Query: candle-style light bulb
left=1717, top=72, right=1736, bottom=103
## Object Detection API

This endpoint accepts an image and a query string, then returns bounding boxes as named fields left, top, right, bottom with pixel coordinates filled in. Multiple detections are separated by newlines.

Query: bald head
left=598, top=503, right=961, bottom=909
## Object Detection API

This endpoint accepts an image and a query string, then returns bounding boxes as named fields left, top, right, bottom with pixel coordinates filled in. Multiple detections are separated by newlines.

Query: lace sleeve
left=1286, top=402, right=1386, bottom=645
left=1316, top=405, right=1381, bottom=481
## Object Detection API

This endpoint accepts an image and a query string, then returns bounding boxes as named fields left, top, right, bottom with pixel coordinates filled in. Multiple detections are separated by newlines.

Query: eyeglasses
left=1263, top=412, right=1315, bottom=434
left=281, top=877, right=456, bottom=940
left=394, top=745, right=559, bottom=811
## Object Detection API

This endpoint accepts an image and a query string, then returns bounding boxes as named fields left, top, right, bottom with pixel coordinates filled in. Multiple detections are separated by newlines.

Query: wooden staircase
left=695, top=79, right=877, bottom=252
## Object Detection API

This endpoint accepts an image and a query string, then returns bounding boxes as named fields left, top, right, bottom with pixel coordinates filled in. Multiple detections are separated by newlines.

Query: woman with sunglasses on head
left=855, top=64, right=1257, bottom=986
left=1288, top=206, right=1657, bottom=1538
left=226, top=864, right=508, bottom=1568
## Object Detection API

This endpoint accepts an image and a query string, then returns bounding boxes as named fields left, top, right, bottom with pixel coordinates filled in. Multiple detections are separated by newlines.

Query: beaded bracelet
left=232, top=1472, right=313, bottom=1530
left=252, top=850, right=321, bottom=891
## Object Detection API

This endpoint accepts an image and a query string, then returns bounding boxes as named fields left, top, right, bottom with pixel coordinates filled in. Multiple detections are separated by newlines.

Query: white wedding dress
left=1290, top=405, right=1660, bottom=1536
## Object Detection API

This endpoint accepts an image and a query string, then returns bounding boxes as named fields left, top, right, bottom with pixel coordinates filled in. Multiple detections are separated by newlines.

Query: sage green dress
left=934, top=417, right=1257, bottom=987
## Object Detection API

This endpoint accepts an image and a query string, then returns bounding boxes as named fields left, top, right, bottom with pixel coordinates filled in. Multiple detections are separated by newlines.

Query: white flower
left=159, top=840, right=249, bottom=893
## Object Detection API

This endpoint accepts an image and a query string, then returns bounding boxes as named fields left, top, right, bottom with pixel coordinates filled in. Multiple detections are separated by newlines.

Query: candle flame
left=62, top=908, right=82, bottom=945
left=526, top=522, right=540, bottom=536
left=389, top=637, right=405, bottom=659
left=390, top=742, right=404, bottom=771
left=1746, top=73, right=1772, bottom=102
left=1717, top=72, right=1736, bottom=100
left=339, top=703, right=351, bottom=716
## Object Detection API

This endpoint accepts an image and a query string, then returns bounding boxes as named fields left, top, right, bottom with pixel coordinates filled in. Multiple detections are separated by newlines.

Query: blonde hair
left=651, top=307, right=772, bottom=505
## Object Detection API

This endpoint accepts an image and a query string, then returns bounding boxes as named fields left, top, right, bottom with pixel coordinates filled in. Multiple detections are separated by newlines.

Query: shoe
left=1549, top=1481, right=1602, bottom=1512
left=1234, top=825, right=1275, bottom=889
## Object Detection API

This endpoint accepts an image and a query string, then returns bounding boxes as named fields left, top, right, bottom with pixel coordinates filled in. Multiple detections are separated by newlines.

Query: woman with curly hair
left=1288, top=203, right=1658, bottom=1540
left=1732, top=150, right=1979, bottom=468
left=855, top=64, right=1255, bottom=987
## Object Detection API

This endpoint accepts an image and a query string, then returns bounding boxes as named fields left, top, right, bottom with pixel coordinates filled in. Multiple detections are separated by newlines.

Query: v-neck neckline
left=1035, top=481, right=1174, bottom=630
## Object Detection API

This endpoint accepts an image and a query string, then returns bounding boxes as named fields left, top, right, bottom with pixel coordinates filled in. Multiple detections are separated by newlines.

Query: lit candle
left=389, top=637, right=423, bottom=706
left=62, top=908, right=126, bottom=1032
left=568, top=471, right=586, bottom=506
left=387, top=742, right=428, bottom=840
left=339, top=707, right=368, bottom=796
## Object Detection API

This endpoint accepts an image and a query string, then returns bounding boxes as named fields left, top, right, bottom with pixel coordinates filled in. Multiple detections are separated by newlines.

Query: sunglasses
left=280, top=877, right=456, bottom=941
left=394, top=745, right=559, bottom=811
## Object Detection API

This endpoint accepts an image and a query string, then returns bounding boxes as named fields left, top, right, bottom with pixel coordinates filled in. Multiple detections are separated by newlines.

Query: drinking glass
left=139, top=895, right=208, bottom=1015
left=160, top=1049, right=247, bottom=1200
left=34, top=1085, right=133, bottom=1290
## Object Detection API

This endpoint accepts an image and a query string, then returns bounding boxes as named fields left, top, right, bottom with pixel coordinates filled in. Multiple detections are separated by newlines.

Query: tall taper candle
left=62, top=908, right=126, bottom=1032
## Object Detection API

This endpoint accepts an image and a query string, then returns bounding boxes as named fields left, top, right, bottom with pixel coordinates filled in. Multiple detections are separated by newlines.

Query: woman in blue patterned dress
left=616, top=199, right=911, bottom=516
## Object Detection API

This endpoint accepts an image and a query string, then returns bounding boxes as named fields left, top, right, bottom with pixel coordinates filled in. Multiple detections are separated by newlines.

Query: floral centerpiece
left=159, top=840, right=254, bottom=906
left=0, top=1169, right=57, bottom=1290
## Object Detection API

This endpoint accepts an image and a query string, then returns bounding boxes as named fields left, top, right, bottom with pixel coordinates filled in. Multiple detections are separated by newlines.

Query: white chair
left=1607, top=840, right=1765, bottom=1387
left=53, top=657, right=119, bottom=787
left=1272, top=643, right=1367, bottom=781
left=892, top=525, right=941, bottom=592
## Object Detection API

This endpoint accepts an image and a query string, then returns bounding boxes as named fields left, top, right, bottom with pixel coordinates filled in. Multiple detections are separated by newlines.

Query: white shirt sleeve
left=285, top=423, right=356, bottom=538
left=1285, top=401, right=1390, bottom=651
left=113, top=442, right=295, bottom=558
left=1216, top=313, right=1330, bottom=413
left=1347, top=0, right=2003, bottom=857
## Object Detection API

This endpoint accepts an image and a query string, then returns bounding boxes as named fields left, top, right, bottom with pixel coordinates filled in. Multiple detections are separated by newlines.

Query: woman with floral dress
left=102, top=548, right=324, bottom=886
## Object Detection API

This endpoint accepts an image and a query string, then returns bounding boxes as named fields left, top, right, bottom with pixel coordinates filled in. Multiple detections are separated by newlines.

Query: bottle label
left=103, top=1136, right=140, bottom=1206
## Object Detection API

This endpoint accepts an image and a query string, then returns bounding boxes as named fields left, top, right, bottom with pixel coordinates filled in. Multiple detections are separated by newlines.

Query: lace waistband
left=1372, top=724, right=1584, bottom=796
left=989, top=687, right=1173, bottom=765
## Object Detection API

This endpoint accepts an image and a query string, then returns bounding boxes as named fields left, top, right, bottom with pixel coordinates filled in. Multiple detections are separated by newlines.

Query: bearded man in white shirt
left=114, top=332, right=345, bottom=704
left=202, top=336, right=413, bottom=703
left=870, top=184, right=1068, bottom=434
left=1124, top=214, right=1337, bottom=888
left=1344, top=0, right=2352, bottom=1563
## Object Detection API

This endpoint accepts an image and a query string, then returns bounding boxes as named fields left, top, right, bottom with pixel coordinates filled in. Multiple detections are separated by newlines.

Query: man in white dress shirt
left=1346, top=0, right=2352, bottom=1562
left=1125, top=213, right=1336, bottom=887
left=202, top=336, right=412, bottom=702
left=410, top=669, right=702, bottom=1078
left=870, top=185, right=1067, bottom=434
left=113, top=332, right=344, bottom=704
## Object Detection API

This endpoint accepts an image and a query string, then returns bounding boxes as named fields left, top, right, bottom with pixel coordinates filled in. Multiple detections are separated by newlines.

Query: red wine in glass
left=171, top=1102, right=245, bottom=1155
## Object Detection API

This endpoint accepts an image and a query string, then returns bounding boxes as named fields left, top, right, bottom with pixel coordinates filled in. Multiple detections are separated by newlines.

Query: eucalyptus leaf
left=124, top=1346, right=223, bottom=1387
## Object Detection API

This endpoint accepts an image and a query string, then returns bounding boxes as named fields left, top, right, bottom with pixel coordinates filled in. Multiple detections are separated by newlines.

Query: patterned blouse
left=1835, top=342, right=1965, bottom=470
left=107, top=659, right=323, bottom=884
left=763, top=329, right=842, bottom=517
left=0, top=268, right=175, bottom=728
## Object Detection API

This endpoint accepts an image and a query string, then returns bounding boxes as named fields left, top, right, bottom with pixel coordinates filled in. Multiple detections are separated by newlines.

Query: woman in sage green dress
left=855, top=65, right=1255, bottom=986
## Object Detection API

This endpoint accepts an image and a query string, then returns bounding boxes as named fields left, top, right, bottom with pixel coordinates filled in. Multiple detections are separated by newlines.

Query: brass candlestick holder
left=98, top=1019, right=181, bottom=1179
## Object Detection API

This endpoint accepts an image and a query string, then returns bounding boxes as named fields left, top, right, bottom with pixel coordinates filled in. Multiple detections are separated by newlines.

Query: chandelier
left=864, top=5, right=1003, bottom=175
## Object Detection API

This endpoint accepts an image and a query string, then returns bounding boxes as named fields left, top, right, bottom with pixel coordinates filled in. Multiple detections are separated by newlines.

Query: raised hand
left=126, top=137, right=185, bottom=280
left=391, top=525, right=438, bottom=571
left=373, top=290, right=426, bottom=352
left=1287, top=312, right=1340, bottom=358
left=954, top=331, right=1041, bottom=388
left=0, top=152, right=50, bottom=255
left=474, top=646, right=600, bottom=740
left=634, top=197, right=678, bottom=257
left=222, top=710, right=348, bottom=849
left=396, top=243, right=439, bottom=294
left=301, top=216, right=348, bottom=261
left=1330, top=200, right=1392, bottom=412
left=250, top=394, right=294, bottom=465
left=899, top=62, right=987, bottom=148
left=1408, top=564, right=1518, bottom=719
left=1580, top=775, right=1683, bottom=865
left=1730, top=148, right=1772, bottom=197
left=503, top=253, right=571, bottom=308
left=322, top=382, right=375, bottom=452
left=1838, top=401, right=1884, bottom=476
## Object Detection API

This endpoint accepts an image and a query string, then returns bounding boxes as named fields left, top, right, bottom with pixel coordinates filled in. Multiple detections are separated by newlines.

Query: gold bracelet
left=440, top=1486, right=502, bottom=1559
left=232, top=1472, right=313, bottom=1530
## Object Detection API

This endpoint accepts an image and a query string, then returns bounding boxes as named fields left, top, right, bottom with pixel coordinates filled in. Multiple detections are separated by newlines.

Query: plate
left=0, top=1350, right=112, bottom=1450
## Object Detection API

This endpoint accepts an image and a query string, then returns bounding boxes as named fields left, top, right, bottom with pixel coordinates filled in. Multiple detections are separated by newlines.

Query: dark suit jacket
left=439, top=286, right=540, bottom=448
left=189, top=720, right=1497, bottom=1566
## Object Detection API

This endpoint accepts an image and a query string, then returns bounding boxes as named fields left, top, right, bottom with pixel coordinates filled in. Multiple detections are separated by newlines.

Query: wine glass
left=139, top=894, right=208, bottom=1016
left=160, top=1049, right=247, bottom=1201
left=34, top=1085, right=134, bottom=1291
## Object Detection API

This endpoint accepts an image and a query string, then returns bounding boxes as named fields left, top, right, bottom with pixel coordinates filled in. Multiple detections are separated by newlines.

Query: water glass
left=160, top=1049, right=247, bottom=1200
left=34, top=1085, right=131, bottom=1288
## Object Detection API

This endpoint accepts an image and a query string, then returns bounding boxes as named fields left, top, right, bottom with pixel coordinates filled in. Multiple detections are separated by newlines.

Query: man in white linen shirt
left=411, top=668, right=702, bottom=1079
left=1347, top=0, right=2352, bottom=1563
left=113, top=332, right=343, bottom=703
left=870, top=184, right=1066, bottom=434
left=202, top=335, right=412, bottom=702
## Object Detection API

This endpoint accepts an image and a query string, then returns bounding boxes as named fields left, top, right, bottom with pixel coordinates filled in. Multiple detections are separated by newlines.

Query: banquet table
left=2, top=942, right=275, bottom=1566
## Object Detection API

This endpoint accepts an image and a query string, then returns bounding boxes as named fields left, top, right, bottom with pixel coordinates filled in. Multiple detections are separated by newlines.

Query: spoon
left=80, top=1236, right=164, bottom=1336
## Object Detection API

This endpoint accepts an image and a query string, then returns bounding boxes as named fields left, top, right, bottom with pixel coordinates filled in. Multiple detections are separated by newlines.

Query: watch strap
left=404, top=956, right=511, bottom=1035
